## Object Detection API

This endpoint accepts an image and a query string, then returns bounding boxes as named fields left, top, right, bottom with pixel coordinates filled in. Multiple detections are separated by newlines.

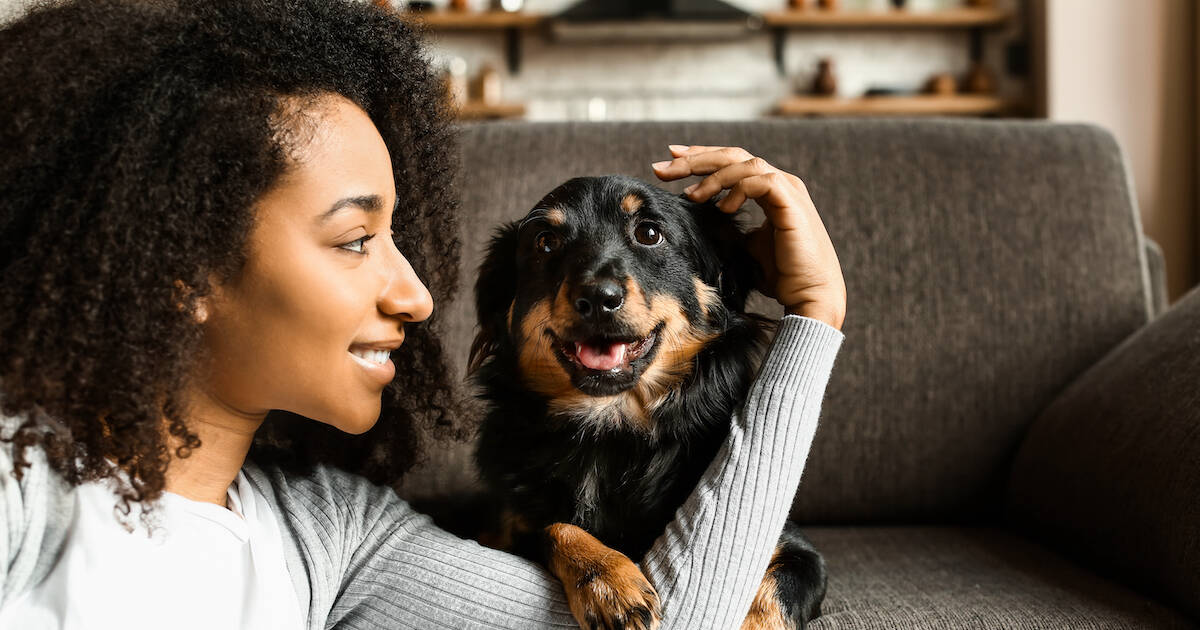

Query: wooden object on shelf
left=789, top=0, right=811, bottom=8
left=456, top=101, right=526, bottom=120
left=818, top=0, right=839, bottom=10
left=964, top=61, right=995, bottom=94
left=927, top=73, right=957, bottom=96
left=762, top=7, right=1010, bottom=28
left=774, top=94, right=1010, bottom=117
left=812, top=58, right=838, bottom=96
left=450, top=0, right=470, bottom=11
left=472, top=63, right=503, bottom=104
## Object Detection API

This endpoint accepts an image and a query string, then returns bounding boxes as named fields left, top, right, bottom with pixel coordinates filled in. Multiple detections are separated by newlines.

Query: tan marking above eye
left=545, top=208, right=566, bottom=226
left=620, top=193, right=643, bottom=214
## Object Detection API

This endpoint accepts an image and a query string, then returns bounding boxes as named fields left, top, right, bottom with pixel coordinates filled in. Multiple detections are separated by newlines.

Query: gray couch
left=396, top=120, right=1198, bottom=629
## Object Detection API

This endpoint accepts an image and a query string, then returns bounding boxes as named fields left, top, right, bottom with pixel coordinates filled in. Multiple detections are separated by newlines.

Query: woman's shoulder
left=242, top=457, right=420, bottom=535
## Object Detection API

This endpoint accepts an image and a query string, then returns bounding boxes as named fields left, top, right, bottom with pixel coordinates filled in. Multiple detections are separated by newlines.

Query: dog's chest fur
left=477, top=405, right=727, bottom=559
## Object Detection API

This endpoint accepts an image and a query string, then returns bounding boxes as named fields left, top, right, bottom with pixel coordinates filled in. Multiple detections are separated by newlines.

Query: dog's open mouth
left=549, top=322, right=665, bottom=395
left=561, top=332, right=657, bottom=372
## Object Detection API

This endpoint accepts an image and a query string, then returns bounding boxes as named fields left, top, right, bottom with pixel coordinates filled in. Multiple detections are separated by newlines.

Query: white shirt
left=0, top=468, right=304, bottom=630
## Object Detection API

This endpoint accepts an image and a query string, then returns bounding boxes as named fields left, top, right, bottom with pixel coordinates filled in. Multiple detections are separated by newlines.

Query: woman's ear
left=174, top=278, right=212, bottom=324
left=468, top=222, right=520, bottom=374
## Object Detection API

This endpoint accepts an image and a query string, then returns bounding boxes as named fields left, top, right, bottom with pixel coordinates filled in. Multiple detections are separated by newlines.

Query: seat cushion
left=806, top=527, right=1193, bottom=629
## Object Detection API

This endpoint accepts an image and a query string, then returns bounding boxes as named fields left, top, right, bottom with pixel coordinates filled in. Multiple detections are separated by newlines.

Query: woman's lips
left=349, top=344, right=398, bottom=385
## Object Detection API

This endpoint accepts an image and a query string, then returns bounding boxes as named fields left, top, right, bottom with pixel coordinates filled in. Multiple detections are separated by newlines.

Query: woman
left=0, top=1, right=846, bottom=629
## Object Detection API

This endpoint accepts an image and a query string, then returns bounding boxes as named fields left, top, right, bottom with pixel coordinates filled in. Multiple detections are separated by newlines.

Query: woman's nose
left=378, top=246, right=434, bottom=323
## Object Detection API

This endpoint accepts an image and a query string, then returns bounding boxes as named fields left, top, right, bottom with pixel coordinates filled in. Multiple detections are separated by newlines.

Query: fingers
left=685, top=156, right=778, bottom=208
left=718, top=173, right=812, bottom=231
left=650, top=143, right=815, bottom=230
left=650, top=145, right=753, bottom=181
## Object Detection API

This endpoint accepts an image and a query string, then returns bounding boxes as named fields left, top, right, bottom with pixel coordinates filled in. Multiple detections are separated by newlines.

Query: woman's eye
left=633, top=222, right=664, bottom=246
left=534, top=231, right=561, bottom=254
left=339, top=234, right=375, bottom=255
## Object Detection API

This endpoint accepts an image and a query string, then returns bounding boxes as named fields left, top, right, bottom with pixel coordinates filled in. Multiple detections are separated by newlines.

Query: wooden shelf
left=455, top=101, right=527, bottom=121
left=402, top=10, right=544, bottom=31
left=773, top=94, right=1011, bottom=117
left=401, top=10, right=545, bottom=74
left=762, top=7, right=1011, bottom=28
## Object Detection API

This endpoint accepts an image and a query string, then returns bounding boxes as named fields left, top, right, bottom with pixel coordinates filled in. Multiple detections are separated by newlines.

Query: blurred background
left=1, top=0, right=1194, bottom=301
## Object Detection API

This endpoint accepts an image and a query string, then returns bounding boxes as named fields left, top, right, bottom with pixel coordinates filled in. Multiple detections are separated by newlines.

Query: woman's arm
left=255, top=313, right=841, bottom=630
left=642, top=314, right=842, bottom=628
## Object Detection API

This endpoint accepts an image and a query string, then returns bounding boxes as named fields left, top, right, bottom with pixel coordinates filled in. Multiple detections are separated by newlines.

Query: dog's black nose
left=574, top=279, right=625, bottom=319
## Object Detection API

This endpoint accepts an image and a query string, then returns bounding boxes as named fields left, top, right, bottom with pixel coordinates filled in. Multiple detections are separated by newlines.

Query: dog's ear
left=468, top=222, right=520, bottom=374
left=688, top=197, right=761, bottom=312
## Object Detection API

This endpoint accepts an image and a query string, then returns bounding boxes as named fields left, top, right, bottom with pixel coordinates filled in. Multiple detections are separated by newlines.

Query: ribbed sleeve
left=231, top=314, right=844, bottom=629
left=643, top=314, right=844, bottom=629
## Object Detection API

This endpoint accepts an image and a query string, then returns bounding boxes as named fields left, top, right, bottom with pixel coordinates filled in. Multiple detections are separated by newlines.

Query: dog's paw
left=545, top=523, right=662, bottom=630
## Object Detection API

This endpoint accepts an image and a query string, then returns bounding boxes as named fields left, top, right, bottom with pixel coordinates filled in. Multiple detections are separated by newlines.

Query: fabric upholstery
left=1144, top=239, right=1168, bottom=316
left=806, top=527, right=1194, bottom=629
left=399, top=120, right=1156, bottom=525
left=1006, top=284, right=1200, bottom=622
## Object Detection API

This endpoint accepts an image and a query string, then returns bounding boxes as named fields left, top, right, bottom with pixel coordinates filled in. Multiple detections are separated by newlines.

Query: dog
left=467, top=175, right=827, bottom=630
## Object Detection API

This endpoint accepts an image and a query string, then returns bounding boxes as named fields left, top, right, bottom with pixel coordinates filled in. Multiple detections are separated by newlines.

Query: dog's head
left=469, top=175, right=762, bottom=431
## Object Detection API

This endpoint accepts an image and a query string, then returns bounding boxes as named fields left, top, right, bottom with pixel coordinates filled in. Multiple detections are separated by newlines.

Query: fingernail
left=683, top=183, right=697, bottom=195
left=651, top=160, right=671, bottom=170
left=668, top=144, right=689, bottom=153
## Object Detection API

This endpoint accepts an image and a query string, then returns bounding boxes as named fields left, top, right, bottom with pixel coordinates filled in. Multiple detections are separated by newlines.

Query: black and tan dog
left=468, top=175, right=826, bottom=630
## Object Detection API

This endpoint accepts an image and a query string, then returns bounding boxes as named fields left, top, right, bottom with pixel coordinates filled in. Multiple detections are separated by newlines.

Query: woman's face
left=199, top=94, right=433, bottom=434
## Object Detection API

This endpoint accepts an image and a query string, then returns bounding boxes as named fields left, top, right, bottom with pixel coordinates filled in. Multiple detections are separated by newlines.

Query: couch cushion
left=807, top=527, right=1193, bottom=629
left=398, top=120, right=1156, bottom=523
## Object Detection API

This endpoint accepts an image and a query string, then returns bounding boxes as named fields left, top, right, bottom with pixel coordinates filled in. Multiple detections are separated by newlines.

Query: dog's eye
left=534, top=231, right=561, bottom=254
left=633, top=222, right=664, bottom=246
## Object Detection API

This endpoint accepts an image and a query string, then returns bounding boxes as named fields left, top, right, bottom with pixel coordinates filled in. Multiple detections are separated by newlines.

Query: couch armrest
left=1144, top=237, right=1168, bottom=317
left=1006, top=285, right=1200, bottom=620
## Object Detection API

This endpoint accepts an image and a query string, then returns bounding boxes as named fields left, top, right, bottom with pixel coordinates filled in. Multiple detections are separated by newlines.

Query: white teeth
left=350, top=348, right=390, bottom=367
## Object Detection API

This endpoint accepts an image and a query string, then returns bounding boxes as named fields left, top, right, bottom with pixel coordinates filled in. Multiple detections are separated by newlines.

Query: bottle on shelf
left=812, top=58, right=838, bottom=96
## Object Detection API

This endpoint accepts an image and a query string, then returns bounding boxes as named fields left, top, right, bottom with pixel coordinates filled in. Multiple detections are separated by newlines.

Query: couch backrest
left=397, top=119, right=1156, bottom=524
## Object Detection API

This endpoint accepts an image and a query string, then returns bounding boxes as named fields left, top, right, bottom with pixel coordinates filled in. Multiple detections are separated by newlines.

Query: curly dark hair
left=0, top=0, right=465, bottom=520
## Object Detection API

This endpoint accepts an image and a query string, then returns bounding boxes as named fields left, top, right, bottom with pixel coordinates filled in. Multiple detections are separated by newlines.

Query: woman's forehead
left=264, top=95, right=395, bottom=222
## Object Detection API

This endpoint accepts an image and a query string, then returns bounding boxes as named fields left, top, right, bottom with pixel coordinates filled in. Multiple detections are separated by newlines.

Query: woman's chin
left=308, top=402, right=381, bottom=435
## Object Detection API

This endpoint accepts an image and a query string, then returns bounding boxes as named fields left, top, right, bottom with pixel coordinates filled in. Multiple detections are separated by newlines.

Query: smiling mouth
left=549, top=322, right=664, bottom=394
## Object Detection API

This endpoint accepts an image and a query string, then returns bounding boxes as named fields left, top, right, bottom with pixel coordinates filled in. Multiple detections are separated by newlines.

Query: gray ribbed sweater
left=0, top=314, right=843, bottom=629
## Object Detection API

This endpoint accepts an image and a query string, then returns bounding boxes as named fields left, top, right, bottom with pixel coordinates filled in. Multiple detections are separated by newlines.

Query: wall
left=424, top=0, right=1027, bottom=120
left=1042, top=0, right=1196, bottom=301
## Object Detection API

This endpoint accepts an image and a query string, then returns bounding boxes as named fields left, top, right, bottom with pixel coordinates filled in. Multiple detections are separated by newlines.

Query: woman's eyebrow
left=317, top=194, right=384, bottom=223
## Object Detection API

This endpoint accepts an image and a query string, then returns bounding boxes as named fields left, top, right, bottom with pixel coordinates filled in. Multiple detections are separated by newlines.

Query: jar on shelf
left=475, top=63, right=503, bottom=104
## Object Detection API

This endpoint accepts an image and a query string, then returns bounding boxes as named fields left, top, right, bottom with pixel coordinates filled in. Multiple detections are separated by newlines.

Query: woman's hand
left=651, top=144, right=846, bottom=330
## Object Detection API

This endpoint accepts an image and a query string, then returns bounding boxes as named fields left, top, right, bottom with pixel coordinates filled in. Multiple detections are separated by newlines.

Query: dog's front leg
left=542, top=522, right=662, bottom=630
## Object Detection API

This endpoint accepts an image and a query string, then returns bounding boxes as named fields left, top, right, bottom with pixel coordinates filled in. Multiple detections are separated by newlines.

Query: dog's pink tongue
left=575, top=341, right=627, bottom=371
